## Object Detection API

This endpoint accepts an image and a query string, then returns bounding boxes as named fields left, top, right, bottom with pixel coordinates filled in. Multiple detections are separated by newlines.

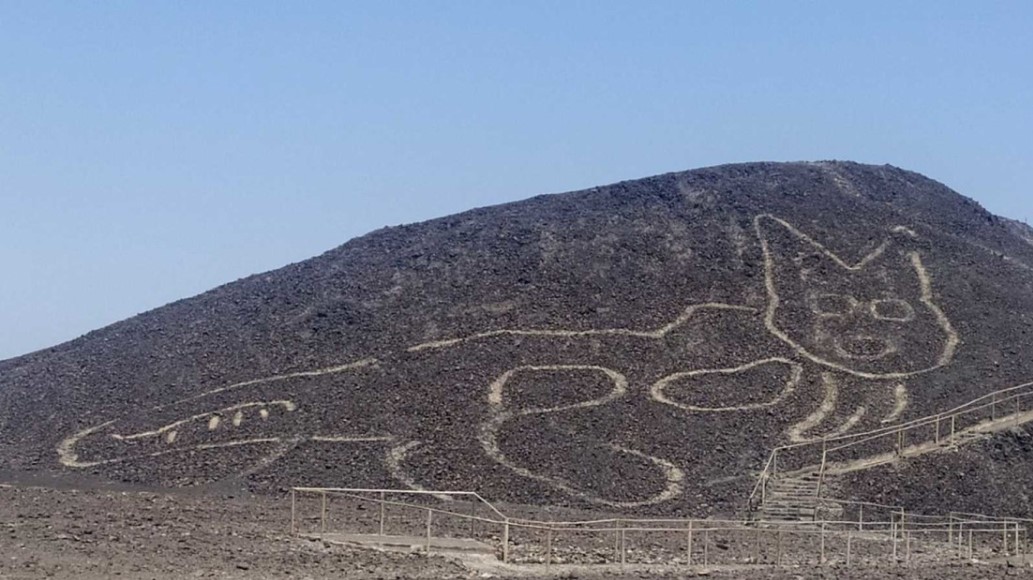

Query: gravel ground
left=4, top=480, right=1033, bottom=580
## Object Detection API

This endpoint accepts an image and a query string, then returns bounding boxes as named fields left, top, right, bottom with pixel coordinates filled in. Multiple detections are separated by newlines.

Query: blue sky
left=1, top=1, right=1030, bottom=360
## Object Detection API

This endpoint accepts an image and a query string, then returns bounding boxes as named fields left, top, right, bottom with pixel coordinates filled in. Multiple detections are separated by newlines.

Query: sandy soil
left=3, top=478, right=1033, bottom=580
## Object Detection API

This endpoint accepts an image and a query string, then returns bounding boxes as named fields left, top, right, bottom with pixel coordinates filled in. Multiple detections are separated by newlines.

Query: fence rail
left=289, top=487, right=1029, bottom=569
left=748, top=380, right=1033, bottom=510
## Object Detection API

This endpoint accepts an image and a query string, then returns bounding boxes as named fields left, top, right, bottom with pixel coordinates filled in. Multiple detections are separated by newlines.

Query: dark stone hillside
left=1, top=161, right=1032, bottom=515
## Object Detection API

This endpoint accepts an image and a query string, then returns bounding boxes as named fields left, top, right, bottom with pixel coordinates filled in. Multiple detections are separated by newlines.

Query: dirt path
left=3, top=480, right=1033, bottom=579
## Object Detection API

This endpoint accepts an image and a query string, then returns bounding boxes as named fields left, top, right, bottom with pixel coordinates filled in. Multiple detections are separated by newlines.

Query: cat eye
left=870, top=299, right=916, bottom=322
left=809, top=293, right=857, bottom=316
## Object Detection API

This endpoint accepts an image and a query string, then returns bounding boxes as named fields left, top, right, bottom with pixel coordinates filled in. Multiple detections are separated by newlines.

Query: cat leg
left=787, top=373, right=869, bottom=443
left=479, top=365, right=684, bottom=508
left=384, top=440, right=455, bottom=502
left=880, top=383, right=910, bottom=424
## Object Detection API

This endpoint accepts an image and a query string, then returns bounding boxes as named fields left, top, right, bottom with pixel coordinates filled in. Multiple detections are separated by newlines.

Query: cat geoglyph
left=58, top=214, right=961, bottom=506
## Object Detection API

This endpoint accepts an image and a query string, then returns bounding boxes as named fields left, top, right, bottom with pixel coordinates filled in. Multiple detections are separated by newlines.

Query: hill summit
left=2, top=161, right=1032, bottom=515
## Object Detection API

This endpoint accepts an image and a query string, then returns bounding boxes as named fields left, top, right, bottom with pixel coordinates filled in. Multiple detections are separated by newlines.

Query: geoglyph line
left=112, top=401, right=296, bottom=441
left=881, top=384, right=909, bottom=423
left=825, top=406, right=867, bottom=439
left=311, top=435, right=395, bottom=443
left=813, top=162, right=861, bottom=198
left=787, top=373, right=839, bottom=443
left=385, top=440, right=454, bottom=502
left=59, top=437, right=284, bottom=468
left=649, top=358, right=803, bottom=413
left=56, top=214, right=969, bottom=507
left=408, top=304, right=756, bottom=352
left=156, top=358, right=379, bottom=409
left=757, top=214, right=960, bottom=380
left=481, top=365, right=684, bottom=507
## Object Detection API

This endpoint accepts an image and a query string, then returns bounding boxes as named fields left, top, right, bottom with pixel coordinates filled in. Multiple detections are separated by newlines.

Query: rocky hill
left=2, top=161, right=1032, bottom=516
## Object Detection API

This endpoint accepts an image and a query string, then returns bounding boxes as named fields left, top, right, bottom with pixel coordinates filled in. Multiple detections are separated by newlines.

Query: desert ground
left=3, top=475, right=1033, bottom=580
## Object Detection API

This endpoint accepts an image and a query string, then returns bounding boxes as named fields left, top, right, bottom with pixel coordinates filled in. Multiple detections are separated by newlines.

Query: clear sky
left=1, top=1, right=1031, bottom=360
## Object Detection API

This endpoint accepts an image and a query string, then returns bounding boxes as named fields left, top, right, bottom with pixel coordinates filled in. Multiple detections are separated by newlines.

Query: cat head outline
left=754, top=214, right=959, bottom=379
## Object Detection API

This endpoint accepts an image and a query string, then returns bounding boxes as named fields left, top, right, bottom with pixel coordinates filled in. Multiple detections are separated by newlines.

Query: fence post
left=502, top=519, right=510, bottom=563
left=1004, top=523, right=1009, bottom=556
left=687, top=520, right=694, bottom=565
left=950, top=415, right=956, bottom=445
left=378, top=491, right=386, bottom=536
left=858, top=504, right=864, bottom=531
left=753, top=528, right=761, bottom=564
left=290, top=488, right=297, bottom=535
left=703, top=529, right=709, bottom=567
left=546, top=526, right=553, bottom=571
left=320, top=491, right=327, bottom=535
left=777, top=529, right=783, bottom=566
left=469, top=500, right=476, bottom=536
left=817, top=441, right=828, bottom=498
left=425, top=509, right=433, bottom=555
left=935, top=415, right=941, bottom=444
left=948, top=513, right=954, bottom=545
left=992, top=393, right=997, bottom=420
left=846, top=532, right=852, bottom=568
left=614, top=519, right=621, bottom=563
left=892, top=512, right=898, bottom=561
left=968, top=529, right=973, bottom=560
left=957, top=521, right=964, bottom=557
left=1015, top=522, right=1022, bottom=557
left=820, top=522, right=826, bottom=565
left=905, top=531, right=911, bottom=564
left=896, top=427, right=904, bottom=455
left=620, top=521, right=627, bottom=567
left=773, top=448, right=778, bottom=477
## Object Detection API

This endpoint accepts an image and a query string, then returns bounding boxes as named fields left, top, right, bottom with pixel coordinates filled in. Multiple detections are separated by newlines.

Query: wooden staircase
left=755, top=470, right=843, bottom=523
left=748, top=380, right=1033, bottom=520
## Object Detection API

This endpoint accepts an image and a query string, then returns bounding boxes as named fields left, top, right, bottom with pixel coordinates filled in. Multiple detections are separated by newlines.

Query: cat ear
left=755, top=214, right=916, bottom=276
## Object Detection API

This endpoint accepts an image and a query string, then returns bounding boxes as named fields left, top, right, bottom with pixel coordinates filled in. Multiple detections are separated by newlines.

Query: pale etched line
left=881, top=384, right=909, bottom=424
left=60, top=437, right=284, bottom=468
left=385, top=440, right=453, bottom=502
left=62, top=432, right=390, bottom=470
left=480, top=413, right=684, bottom=508
left=756, top=214, right=960, bottom=380
left=408, top=304, right=757, bottom=353
left=235, top=437, right=304, bottom=479
left=942, top=235, right=1033, bottom=275
left=826, top=406, right=867, bottom=438
left=479, top=365, right=683, bottom=508
left=788, top=374, right=838, bottom=443
left=112, top=401, right=296, bottom=442
left=813, top=162, right=861, bottom=198
left=310, top=435, right=394, bottom=443
left=910, top=252, right=961, bottom=368
left=757, top=214, right=893, bottom=272
left=649, top=357, right=803, bottom=413
left=57, top=420, right=117, bottom=468
left=487, top=365, right=628, bottom=413
left=156, top=358, right=379, bottom=409
left=891, top=225, right=919, bottom=238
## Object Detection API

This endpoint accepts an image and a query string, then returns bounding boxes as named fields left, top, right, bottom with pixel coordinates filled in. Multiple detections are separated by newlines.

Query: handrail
left=292, top=486, right=511, bottom=521
left=747, top=447, right=777, bottom=510
left=291, top=485, right=1030, bottom=568
left=292, top=486, right=1022, bottom=534
left=747, top=379, right=1033, bottom=511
